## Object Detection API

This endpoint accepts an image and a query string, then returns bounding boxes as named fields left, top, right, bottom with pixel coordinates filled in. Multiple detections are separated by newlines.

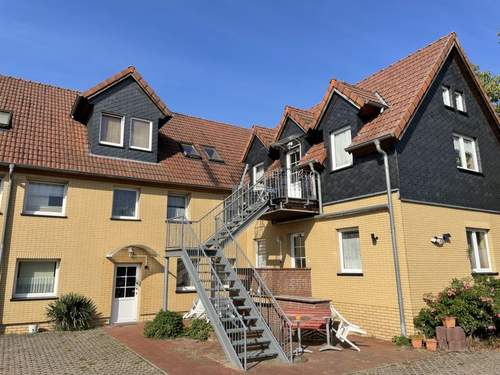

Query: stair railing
left=216, top=217, right=294, bottom=362
left=167, top=216, right=249, bottom=370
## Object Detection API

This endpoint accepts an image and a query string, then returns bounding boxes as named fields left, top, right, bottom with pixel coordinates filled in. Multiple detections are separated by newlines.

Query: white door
left=286, top=146, right=302, bottom=198
left=111, top=264, right=140, bottom=324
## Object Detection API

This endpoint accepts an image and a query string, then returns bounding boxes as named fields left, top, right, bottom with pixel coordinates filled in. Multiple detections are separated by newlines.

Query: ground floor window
left=291, top=233, right=306, bottom=268
left=338, top=229, right=362, bottom=274
left=466, top=229, right=492, bottom=273
left=14, top=260, right=59, bottom=298
left=176, top=259, right=196, bottom=291
left=255, top=239, right=267, bottom=268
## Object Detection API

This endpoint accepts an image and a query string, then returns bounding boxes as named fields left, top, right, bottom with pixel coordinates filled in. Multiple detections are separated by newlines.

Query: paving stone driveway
left=0, top=329, right=163, bottom=375
left=353, top=351, right=500, bottom=375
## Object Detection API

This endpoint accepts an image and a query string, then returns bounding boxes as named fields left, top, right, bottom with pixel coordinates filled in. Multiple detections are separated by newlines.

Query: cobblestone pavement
left=0, top=328, right=163, bottom=375
left=352, top=351, right=500, bottom=375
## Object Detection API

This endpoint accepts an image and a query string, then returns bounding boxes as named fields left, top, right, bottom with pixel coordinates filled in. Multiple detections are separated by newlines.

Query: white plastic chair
left=183, top=298, right=208, bottom=320
left=329, top=304, right=367, bottom=351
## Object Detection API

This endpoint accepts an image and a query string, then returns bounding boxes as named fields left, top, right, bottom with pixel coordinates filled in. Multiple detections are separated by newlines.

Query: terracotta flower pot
left=426, top=338, right=438, bottom=351
left=442, top=316, right=456, bottom=328
left=411, top=337, right=423, bottom=349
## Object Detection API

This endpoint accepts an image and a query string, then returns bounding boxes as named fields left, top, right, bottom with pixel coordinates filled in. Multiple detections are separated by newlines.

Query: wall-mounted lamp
left=431, top=233, right=451, bottom=247
left=128, top=247, right=134, bottom=258
left=371, top=233, right=379, bottom=245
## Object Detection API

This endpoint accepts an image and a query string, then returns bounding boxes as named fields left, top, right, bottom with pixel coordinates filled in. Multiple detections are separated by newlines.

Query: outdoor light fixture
left=431, top=233, right=452, bottom=247
left=128, top=247, right=134, bottom=257
left=371, top=233, right=378, bottom=244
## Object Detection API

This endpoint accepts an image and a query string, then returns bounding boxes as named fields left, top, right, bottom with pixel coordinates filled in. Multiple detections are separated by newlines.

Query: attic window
left=442, top=86, right=452, bottom=107
left=0, top=111, right=12, bottom=128
left=203, top=146, right=223, bottom=162
left=181, top=143, right=201, bottom=159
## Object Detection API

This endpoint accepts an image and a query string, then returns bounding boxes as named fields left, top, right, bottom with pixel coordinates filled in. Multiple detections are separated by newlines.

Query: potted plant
left=426, top=337, right=438, bottom=352
left=441, top=316, right=456, bottom=328
left=410, top=333, right=423, bottom=349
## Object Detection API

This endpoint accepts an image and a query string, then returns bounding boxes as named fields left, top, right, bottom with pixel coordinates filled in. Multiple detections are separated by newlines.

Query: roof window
left=181, top=143, right=201, bottom=159
left=203, top=146, right=223, bottom=162
left=0, top=111, right=12, bottom=128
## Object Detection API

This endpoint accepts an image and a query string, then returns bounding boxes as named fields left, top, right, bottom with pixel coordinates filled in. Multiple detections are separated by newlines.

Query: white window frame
left=467, top=228, right=493, bottom=273
left=290, top=233, right=306, bottom=269
left=454, top=91, right=466, bottom=113
left=111, top=188, right=140, bottom=220
left=453, top=133, right=480, bottom=172
left=330, top=126, right=353, bottom=171
left=442, top=85, right=452, bottom=107
left=167, top=193, right=189, bottom=221
left=252, top=162, right=265, bottom=185
left=13, top=259, right=60, bottom=299
left=23, top=181, right=68, bottom=217
left=338, top=228, right=362, bottom=274
left=99, top=113, right=125, bottom=147
left=129, top=117, right=153, bottom=152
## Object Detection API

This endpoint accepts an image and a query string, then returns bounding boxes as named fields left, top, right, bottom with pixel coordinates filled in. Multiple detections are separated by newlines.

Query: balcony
left=259, top=168, right=319, bottom=222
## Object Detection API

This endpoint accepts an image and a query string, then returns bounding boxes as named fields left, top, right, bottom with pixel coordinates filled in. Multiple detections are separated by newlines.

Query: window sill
left=110, top=217, right=141, bottom=221
left=11, top=296, right=58, bottom=302
left=337, top=272, right=363, bottom=276
left=21, top=213, right=67, bottom=218
left=175, top=288, right=197, bottom=294
left=99, top=142, right=124, bottom=149
left=457, top=167, right=483, bottom=176
left=330, top=164, right=353, bottom=174
left=130, top=146, right=152, bottom=152
left=444, top=104, right=455, bottom=110
left=472, top=271, right=498, bottom=276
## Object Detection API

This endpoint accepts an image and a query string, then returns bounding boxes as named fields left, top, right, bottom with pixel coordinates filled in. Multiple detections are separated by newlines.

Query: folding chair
left=183, top=298, right=208, bottom=320
left=329, top=304, right=367, bottom=351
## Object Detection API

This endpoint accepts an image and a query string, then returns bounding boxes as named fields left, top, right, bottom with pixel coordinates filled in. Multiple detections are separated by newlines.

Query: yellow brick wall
left=400, top=201, right=500, bottom=318
left=0, top=172, right=225, bottom=332
left=239, top=193, right=414, bottom=340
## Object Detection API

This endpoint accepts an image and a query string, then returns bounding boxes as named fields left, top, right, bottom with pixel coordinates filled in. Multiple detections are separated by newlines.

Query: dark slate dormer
left=72, top=67, right=171, bottom=163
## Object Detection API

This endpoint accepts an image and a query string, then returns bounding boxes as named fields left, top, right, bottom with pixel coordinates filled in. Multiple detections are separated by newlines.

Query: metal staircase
left=167, top=168, right=317, bottom=370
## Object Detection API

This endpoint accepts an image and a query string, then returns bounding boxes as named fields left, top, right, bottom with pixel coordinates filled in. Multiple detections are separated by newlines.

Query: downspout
left=374, top=140, right=407, bottom=336
left=0, top=164, right=15, bottom=269
left=308, top=162, right=323, bottom=214
left=163, top=256, right=169, bottom=311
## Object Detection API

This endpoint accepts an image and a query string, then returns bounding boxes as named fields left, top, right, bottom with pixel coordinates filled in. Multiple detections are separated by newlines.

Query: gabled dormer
left=71, top=66, right=171, bottom=163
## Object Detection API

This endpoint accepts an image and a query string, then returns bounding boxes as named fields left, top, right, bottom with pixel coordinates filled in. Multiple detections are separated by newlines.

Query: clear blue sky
left=0, top=1, right=498, bottom=128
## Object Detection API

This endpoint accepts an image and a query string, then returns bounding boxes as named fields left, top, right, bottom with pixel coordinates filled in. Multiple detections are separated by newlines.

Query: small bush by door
left=46, top=293, right=97, bottom=331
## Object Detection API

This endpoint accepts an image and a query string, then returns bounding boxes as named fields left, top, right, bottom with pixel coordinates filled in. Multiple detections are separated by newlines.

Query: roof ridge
left=357, top=32, right=456, bottom=86
left=286, top=105, right=313, bottom=114
left=172, top=112, right=249, bottom=132
left=0, top=74, right=81, bottom=94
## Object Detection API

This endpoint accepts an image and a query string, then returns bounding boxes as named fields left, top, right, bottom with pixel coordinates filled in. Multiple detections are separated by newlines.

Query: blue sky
left=0, top=1, right=498, bottom=128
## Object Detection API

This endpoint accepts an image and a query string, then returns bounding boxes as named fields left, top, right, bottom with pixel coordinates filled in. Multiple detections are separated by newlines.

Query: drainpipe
left=163, top=256, right=169, bottom=311
left=308, top=162, right=323, bottom=214
left=374, top=140, right=407, bottom=336
left=0, top=164, right=15, bottom=269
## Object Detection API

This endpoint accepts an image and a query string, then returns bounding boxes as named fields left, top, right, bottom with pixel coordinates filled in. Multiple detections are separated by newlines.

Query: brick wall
left=255, top=268, right=311, bottom=297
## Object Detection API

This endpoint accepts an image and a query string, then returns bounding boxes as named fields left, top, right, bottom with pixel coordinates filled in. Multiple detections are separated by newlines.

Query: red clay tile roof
left=350, top=33, right=457, bottom=147
left=0, top=75, right=249, bottom=190
left=298, top=143, right=327, bottom=167
left=274, top=106, right=317, bottom=141
left=240, top=125, right=276, bottom=162
left=81, top=66, right=172, bottom=118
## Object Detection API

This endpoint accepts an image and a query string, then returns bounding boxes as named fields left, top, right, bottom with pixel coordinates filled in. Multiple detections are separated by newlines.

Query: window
left=203, top=146, right=223, bottom=162
left=100, top=114, right=124, bottom=147
left=112, top=188, right=139, bottom=219
left=467, top=229, right=492, bottom=273
left=455, top=91, right=466, bottom=112
left=14, top=260, right=59, bottom=298
left=130, top=118, right=152, bottom=151
left=114, top=266, right=137, bottom=298
left=442, top=86, right=452, bottom=107
left=167, top=195, right=188, bottom=220
left=181, top=143, right=201, bottom=158
left=255, top=239, right=267, bottom=268
left=339, top=229, right=362, bottom=274
left=0, top=111, right=12, bottom=128
left=253, top=162, right=265, bottom=185
left=453, top=134, right=480, bottom=172
left=24, top=182, right=67, bottom=216
left=331, top=127, right=353, bottom=170
left=176, top=259, right=197, bottom=291
left=291, top=233, right=306, bottom=268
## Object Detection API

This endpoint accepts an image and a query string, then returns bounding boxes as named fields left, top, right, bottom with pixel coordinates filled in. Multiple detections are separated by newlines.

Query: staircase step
left=221, top=315, right=258, bottom=323
left=238, top=350, right=278, bottom=362
left=232, top=338, right=271, bottom=348
left=226, top=327, right=264, bottom=335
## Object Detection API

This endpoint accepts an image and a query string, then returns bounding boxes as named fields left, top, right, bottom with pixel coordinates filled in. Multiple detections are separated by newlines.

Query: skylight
left=181, top=143, right=201, bottom=158
left=203, top=146, right=223, bottom=162
left=0, top=111, right=12, bottom=128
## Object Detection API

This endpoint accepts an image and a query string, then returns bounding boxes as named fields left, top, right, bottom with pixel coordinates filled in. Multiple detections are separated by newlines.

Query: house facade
left=0, top=32, right=498, bottom=345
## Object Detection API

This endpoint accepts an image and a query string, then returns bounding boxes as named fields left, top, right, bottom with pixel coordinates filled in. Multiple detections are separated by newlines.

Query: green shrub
left=46, top=293, right=97, bottom=331
left=392, top=335, right=411, bottom=346
left=186, top=318, right=212, bottom=341
left=144, top=310, right=184, bottom=339
left=414, top=276, right=499, bottom=338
